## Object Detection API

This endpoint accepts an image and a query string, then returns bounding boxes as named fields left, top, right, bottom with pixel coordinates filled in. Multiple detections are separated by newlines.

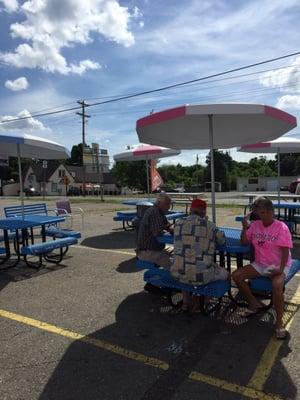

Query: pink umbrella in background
left=136, top=104, right=297, bottom=222
left=113, top=143, right=180, bottom=196
left=238, top=136, right=300, bottom=203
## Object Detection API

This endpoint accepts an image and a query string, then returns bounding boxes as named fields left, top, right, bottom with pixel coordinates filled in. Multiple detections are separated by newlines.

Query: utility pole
left=76, top=100, right=90, bottom=196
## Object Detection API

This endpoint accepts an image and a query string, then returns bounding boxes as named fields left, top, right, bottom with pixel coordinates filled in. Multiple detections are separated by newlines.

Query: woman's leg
left=232, top=264, right=262, bottom=309
left=271, top=273, right=285, bottom=329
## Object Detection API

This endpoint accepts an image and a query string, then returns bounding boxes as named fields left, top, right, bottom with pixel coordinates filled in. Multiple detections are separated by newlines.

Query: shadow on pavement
left=117, top=257, right=139, bottom=273
left=38, top=292, right=297, bottom=400
left=81, top=231, right=136, bottom=250
left=0, top=260, right=68, bottom=292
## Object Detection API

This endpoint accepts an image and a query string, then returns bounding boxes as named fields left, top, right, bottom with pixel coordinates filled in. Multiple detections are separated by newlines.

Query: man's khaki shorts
left=137, top=249, right=172, bottom=269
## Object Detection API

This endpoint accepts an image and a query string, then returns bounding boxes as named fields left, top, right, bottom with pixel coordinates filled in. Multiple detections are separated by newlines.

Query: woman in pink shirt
left=232, top=197, right=292, bottom=339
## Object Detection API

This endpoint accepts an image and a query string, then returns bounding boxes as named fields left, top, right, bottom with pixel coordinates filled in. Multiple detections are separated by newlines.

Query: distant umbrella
left=0, top=132, right=70, bottom=216
left=238, top=136, right=300, bottom=203
left=113, top=143, right=180, bottom=196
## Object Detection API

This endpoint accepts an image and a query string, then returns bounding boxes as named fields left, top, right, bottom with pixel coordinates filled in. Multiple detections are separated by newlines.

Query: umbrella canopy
left=136, top=104, right=296, bottom=149
left=113, top=144, right=180, bottom=196
left=136, top=104, right=297, bottom=221
left=113, top=143, right=180, bottom=161
left=238, top=137, right=300, bottom=203
left=238, top=137, right=300, bottom=154
left=0, top=132, right=70, bottom=159
left=0, top=132, right=70, bottom=215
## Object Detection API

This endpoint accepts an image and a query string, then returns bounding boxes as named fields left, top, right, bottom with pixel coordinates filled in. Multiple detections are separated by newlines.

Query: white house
left=2, top=161, right=120, bottom=196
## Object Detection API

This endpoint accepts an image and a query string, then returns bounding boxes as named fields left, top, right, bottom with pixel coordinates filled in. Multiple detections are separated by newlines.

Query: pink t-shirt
left=246, top=220, right=293, bottom=268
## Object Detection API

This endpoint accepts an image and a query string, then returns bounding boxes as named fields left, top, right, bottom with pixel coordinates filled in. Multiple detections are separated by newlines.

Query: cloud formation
left=0, top=109, right=47, bottom=131
left=0, top=0, right=18, bottom=12
left=0, top=0, right=139, bottom=75
left=4, top=76, right=29, bottom=91
left=260, top=56, right=300, bottom=110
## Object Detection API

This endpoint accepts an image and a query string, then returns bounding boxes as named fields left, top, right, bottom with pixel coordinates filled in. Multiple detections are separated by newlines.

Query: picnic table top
left=0, top=215, right=65, bottom=230
left=165, top=192, right=204, bottom=197
left=272, top=201, right=300, bottom=209
left=243, top=193, right=300, bottom=200
left=0, top=218, right=41, bottom=230
left=157, top=226, right=250, bottom=254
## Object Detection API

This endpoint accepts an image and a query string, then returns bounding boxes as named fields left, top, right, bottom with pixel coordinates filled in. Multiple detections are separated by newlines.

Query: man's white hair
left=155, top=192, right=171, bottom=204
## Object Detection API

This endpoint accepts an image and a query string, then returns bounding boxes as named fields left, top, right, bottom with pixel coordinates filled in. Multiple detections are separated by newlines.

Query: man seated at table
left=170, top=199, right=229, bottom=311
left=136, top=193, right=173, bottom=270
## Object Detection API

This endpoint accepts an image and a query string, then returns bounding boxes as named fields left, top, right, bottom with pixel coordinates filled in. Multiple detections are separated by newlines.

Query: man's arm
left=149, top=212, right=169, bottom=237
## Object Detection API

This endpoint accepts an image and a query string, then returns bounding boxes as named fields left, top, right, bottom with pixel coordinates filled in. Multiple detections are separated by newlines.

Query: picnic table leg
left=236, top=254, right=243, bottom=269
left=219, top=251, right=225, bottom=268
left=0, top=229, right=12, bottom=268
left=226, top=252, right=247, bottom=306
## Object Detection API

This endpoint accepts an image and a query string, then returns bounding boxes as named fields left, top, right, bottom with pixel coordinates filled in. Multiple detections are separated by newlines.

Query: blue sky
left=0, top=0, right=300, bottom=167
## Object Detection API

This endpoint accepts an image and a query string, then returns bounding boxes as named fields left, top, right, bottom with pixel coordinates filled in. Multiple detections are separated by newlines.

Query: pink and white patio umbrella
left=136, top=104, right=297, bottom=222
left=238, top=136, right=300, bottom=203
left=113, top=143, right=180, bottom=195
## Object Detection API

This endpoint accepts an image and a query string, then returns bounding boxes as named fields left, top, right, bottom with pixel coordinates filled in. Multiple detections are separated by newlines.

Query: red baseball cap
left=191, top=199, right=207, bottom=209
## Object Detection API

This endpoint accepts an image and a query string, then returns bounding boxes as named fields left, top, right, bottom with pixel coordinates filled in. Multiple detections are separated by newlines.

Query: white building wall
left=47, top=165, right=74, bottom=195
left=237, top=176, right=298, bottom=191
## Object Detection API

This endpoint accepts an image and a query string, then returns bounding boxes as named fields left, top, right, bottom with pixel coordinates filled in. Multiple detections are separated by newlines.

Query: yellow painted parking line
left=0, top=309, right=168, bottom=371
left=248, top=287, right=300, bottom=391
left=73, top=244, right=135, bottom=257
left=189, top=371, right=283, bottom=400
left=0, top=308, right=291, bottom=400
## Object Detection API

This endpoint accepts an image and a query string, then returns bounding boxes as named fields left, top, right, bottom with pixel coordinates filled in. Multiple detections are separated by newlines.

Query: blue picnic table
left=0, top=215, right=76, bottom=269
left=158, top=227, right=248, bottom=252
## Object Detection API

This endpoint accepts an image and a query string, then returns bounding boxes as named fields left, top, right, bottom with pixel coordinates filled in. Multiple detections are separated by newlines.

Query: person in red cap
left=170, top=198, right=229, bottom=312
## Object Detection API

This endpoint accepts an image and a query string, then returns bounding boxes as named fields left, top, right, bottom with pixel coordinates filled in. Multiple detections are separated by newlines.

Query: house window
left=58, top=169, right=65, bottom=178
left=248, top=178, right=258, bottom=184
left=51, top=183, right=58, bottom=192
left=28, top=173, right=34, bottom=183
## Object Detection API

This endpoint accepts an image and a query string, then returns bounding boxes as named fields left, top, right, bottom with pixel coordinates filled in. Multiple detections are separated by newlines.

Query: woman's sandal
left=240, top=306, right=264, bottom=318
left=275, top=328, right=287, bottom=340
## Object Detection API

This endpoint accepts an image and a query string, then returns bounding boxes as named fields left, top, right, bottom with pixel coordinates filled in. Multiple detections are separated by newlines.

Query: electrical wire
left=1, top=51, right=299, bottom=125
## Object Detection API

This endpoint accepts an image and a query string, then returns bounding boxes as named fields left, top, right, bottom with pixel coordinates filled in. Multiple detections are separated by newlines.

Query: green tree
left=66, top=143, right=83, bottom=166
left=112, top=161, right=147, bottom=191
left=205, top=150, right=232, bottom=191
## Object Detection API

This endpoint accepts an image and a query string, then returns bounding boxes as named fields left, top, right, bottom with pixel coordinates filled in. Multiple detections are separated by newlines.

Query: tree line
left=2, top=145, right=300, bottom=192
left=112, top=150, right=300, bottom=192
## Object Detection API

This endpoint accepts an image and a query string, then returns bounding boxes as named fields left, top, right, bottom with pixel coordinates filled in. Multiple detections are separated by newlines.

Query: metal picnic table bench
left=0, top=209, right=81, bottom=269
left=137, top=227, right=300, bottom=312
left=114, top=206, right=187, bottom=231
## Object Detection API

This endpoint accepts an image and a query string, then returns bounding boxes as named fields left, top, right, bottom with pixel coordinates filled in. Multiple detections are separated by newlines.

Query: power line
left=1, top=50, right=300, bottom=125
left=84, top=51, right=300, bottom=108
left=85, top=64, right=298, bottom=101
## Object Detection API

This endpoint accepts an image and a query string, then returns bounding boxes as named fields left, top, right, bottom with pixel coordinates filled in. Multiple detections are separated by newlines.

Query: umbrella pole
left=208, top=115, right=216, bottom=223
left=277, top=148, right=281, bottom=205
left=17, top=144, right=24, bottom=218
left=146, top=158, right=150, bottom=200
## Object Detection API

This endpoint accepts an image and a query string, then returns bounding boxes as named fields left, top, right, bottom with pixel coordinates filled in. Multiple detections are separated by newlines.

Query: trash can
left=133, top=201, right=153, bottom=240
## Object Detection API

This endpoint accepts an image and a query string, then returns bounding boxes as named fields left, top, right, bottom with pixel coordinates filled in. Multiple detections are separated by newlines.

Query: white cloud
left=0, top=0, right=138, bottom=74
left=0, top=0, right=18, bottom=12
left=276, top=95, right=300, bottom=110
left=4, top=76, right=29, bottom=91
left=260, top=56, right=300, bottom=110
left=260, top=56, right=300, bottom=93
left=0, top=109, right=47, bottom=131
